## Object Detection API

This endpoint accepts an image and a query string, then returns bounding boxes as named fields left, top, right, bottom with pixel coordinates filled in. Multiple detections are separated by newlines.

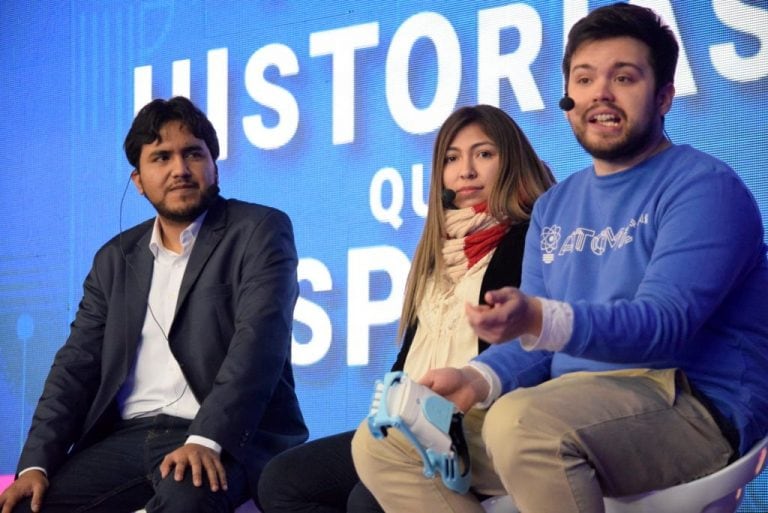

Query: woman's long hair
left=398, top=105, right=555, bottom=340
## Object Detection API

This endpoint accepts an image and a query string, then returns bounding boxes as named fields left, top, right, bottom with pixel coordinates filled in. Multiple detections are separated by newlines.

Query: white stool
left=482, top=434, right=768, bottom=513
left=232, top=500, right=260, bottom=513
left=233, top=500, right=260, bottom=513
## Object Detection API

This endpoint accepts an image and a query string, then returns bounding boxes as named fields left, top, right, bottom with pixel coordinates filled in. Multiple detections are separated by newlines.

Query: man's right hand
left=418, top=366, right=490, bottom=413
left=0, top=470, right=48, bottom=513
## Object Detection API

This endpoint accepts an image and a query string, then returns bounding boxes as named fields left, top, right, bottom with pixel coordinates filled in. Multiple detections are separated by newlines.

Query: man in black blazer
left=0, top=97, right=307, bottom=513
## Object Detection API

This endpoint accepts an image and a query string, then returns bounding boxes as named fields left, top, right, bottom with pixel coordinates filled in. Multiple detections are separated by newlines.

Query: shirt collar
left=148, top=210, right=208, bottom=257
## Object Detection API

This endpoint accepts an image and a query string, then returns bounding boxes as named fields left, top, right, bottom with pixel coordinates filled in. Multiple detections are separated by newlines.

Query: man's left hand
left=465, top=287, right=542, bottom=343
left=159, top=443, right=227, bottom=492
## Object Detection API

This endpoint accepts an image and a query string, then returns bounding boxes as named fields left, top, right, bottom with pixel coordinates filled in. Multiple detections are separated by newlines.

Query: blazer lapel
left=173, top=198, right=228, bottom=322
left=123, top=227, right=154, bottom=374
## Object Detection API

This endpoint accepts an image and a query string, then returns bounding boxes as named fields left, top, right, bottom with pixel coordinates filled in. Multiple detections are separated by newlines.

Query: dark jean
left=257, top=430, right=382, bottom=513
left=13, top=414, right=249, bottom=513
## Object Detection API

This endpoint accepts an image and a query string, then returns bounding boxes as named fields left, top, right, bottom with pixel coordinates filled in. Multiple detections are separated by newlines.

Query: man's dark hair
left=124, top=96, right=219, bottom=169
left=562, top=3, right=679, bottom=94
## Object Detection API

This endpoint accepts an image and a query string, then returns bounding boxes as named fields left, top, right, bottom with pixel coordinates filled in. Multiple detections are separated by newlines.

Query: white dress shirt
left=116, top=212, right=220, bottom=452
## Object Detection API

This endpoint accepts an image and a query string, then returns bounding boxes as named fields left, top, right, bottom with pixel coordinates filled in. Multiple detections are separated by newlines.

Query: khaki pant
left=352, top=369, right=733, bottom=513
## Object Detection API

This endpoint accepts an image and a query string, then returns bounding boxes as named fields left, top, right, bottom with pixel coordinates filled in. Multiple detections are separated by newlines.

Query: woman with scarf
left=258, top=105, right=555, bottom=513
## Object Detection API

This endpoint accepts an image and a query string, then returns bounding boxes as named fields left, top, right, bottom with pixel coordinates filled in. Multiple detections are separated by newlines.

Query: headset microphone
left=442, top=188, right=457, bottom=209
left=118, top=172, right=171, bottom=342
left=559, top=95, right=575, bottom=111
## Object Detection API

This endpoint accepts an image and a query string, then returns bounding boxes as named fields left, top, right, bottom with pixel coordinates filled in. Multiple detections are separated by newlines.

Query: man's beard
left=153, top=184, right=220, bottom=223
left=573, top=115, right=656, bottom=162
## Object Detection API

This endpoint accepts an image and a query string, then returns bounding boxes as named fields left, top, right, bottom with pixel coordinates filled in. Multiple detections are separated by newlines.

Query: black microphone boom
left=442, top=188, right=457, bottom=209
left=559, top=96, right=575, bottom=111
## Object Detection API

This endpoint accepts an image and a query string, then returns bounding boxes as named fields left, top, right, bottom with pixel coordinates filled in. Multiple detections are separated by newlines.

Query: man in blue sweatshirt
left=352, top=4, right=768, bottom=512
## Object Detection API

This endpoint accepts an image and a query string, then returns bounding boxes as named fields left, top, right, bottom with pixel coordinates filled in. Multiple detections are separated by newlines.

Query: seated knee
left=257, top=450, right=301, bottom=507
left=148, top=475, right=232, bottom=513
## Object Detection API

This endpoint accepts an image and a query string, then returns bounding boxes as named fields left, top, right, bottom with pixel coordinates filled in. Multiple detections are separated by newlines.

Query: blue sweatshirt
left=475, top=144, right=768, bottom=454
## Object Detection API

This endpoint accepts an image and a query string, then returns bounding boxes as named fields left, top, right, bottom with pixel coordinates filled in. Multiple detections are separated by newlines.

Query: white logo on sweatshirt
left=540, top=214, right=649, bottom=264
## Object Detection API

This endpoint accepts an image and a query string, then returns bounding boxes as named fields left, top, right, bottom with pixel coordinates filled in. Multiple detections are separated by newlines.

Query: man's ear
left=130, top=169, right=144, bottom=195
left=657, top=82, right=675, bottom=117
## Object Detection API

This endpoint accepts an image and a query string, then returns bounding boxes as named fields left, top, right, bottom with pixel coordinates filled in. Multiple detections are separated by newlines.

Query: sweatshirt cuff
left=519, top=297, right=573, bottom=352
left=466, top=361, right=501, bottom=409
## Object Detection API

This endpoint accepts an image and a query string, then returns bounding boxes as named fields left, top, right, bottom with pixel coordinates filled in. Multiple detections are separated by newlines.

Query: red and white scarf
left=442, top=202, right=507, bottom=282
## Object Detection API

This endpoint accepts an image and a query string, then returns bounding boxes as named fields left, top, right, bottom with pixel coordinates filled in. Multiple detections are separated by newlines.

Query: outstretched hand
left=159, top=443, right=228, bottom=492
left=465, top=287, right=542, bottom=344
left=0, top=469, right=48, bottom=513
left=418, top=366, right=489, bottom=413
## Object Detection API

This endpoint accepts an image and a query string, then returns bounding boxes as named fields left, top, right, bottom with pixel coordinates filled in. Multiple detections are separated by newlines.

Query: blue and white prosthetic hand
left=366, top=371, right=471, bottom=494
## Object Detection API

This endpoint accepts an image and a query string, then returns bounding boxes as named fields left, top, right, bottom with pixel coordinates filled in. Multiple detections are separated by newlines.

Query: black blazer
left=17, top=197, right=308, bottom=484
left=391, top=222, right=528, bottom=371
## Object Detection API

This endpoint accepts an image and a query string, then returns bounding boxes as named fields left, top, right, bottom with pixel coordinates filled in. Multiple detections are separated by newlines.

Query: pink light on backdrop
left=0, top=474, right=12, bottom=493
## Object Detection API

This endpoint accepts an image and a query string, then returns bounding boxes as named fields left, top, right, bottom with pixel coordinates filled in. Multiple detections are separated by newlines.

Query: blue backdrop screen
left=1, top=0, right=766, bottom=508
